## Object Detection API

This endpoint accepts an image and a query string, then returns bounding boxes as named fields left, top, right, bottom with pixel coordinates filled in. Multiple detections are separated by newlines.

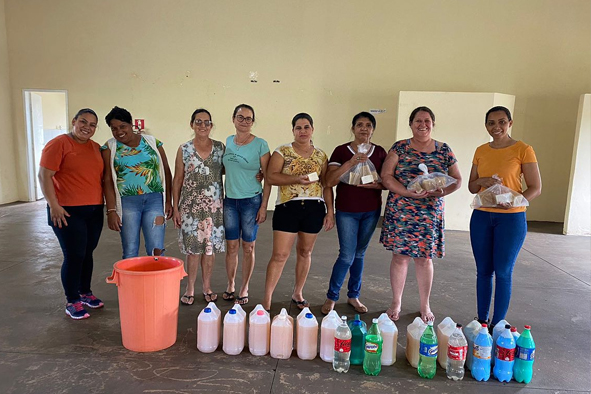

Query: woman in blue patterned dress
left=172, top=108, right=225, bottom=305
left=380, top=107, right=462, bottom=323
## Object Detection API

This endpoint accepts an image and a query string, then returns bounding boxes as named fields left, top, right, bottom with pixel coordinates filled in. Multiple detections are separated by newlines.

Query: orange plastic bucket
left=106, top=256, right=187, bottom=352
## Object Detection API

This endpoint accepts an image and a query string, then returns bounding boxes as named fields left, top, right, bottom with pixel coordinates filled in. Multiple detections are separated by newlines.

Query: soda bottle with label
left=511, top=326, right=520, bottom=342
left=514, top=325, right=535, bottom=383
left=493, top=324, right=516, bottom=382
left=491, top=319, right=509, bottom=367
left=363, top=318, right=383, bottom=376
left=418, top=321, right=438, bottom=379
left=333, top=316, right=352, bottom=373
left=348, top=314, right=367, bottom=365
left=471, top=323, right=493, bottom=381
left=446, top=323, right=468, bottom=381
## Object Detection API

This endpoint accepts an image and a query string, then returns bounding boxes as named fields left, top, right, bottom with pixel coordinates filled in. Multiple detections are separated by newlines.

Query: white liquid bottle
left=270, top=308, right=294, bottom=359
left=377, top=312, right=398, bottom=366
left=320, top=310, right=341, bottom=362
left=249, top=309, right=271, bottom=356
left=297, top=312, right=318, bottom=360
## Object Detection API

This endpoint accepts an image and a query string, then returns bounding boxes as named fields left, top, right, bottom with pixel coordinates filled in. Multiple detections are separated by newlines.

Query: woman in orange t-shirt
left=468, top=106, right=542, bottom=329
left=39, top=108, right=105, bottom=320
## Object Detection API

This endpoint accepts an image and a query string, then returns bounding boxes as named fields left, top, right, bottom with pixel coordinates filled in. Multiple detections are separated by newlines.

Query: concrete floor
left=0, top=201, right=589, bottom=394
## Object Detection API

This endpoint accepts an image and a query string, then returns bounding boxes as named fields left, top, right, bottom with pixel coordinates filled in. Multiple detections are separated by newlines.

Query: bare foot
left=347, top=298, right=368, bottom=313
left=386, top=307, right=401, bottom=321
left=321, top=299, right=335, bottom=315
left=420, top=307, right=435, bottom=323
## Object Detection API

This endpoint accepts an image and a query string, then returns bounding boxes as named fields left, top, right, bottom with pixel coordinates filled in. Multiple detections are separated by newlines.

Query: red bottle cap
left=481, top=323, right=487, bottom=328
left=510, top=326, right=517, bottom=332
left=524, top=325, right=531, bottom=330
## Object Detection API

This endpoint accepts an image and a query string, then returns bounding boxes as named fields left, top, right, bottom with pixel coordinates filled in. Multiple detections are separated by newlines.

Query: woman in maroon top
left=321, top=112, right=387, bottom=314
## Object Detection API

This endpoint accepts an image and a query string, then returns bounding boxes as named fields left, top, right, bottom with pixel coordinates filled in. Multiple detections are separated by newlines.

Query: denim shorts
left=223, top=194, right=262, bottom=242
left=272, top=199, right=326, bottom=234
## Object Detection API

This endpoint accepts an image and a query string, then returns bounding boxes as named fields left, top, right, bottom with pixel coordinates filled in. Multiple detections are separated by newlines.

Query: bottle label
left=496, top=345, right=515, bottom=361
left=419, top=342, right=438, bottom=357
left=515, top=345, right=535, bottom=361
left=334, top=338, right=351, bottom=353
left=448, top=345, right=467, bottom=361
left=473, top=344, right=492, bottom=360
left=365, top=341, right=379, bottom=353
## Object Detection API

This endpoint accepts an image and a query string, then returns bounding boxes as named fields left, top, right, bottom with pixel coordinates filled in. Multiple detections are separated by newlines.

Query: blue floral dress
left=178, top=139, right=225, bottom=255
left=379, top=139, right=457, bottom=258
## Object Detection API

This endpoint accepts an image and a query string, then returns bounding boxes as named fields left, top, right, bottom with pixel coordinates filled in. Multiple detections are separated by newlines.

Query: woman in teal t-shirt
left=221, top=104, right=271, bottom=305
left=101, top=106, right=173, bottom=259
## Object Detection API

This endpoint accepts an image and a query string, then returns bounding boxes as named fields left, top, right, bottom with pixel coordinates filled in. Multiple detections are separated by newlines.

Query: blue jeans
left=326, top=209, right=381, bottom=301
left=470, top=209, right=527, bottom=326
left=120, top=193, right=166, bottom=259
left=49, top=205, right=104, bottom=303
left=223, top=194, right=262, bottom=242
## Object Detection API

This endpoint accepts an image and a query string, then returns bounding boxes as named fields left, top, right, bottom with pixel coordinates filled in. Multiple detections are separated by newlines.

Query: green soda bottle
left=363, top=318, right=383, bottom=376
left=348, top=314, right=367, bottom=365
left=418, top=321, right=438, bottom=379
left=514, top=325, right=535, bottom=383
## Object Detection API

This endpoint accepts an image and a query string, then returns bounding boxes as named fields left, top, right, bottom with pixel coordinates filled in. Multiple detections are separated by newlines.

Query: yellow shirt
left=472, top=141, right=537, bottom=213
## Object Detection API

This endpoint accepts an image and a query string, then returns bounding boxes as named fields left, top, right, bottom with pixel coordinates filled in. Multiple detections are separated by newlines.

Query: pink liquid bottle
left=270, top=308, right=294, bottom=359
left=197, top=307, right=219, bottom=353
left=320, top=310, right=341, bottom=362
left=223, top=309, right=245, bottom=355
left=297, top=312, right=318, bottom=360
left=249, top=309, right=271, bottom=356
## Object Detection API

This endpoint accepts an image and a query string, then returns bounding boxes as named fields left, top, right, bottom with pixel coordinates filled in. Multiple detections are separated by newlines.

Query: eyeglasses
left=194, top=119, right=213, bottom=126
left=236, top=115, right=253, bottom=124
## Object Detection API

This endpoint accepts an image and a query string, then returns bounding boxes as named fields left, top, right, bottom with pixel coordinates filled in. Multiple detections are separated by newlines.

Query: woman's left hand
left=165, top=202, right=173, bottom=219
left=256, top=206, right=267, bottom=224
left=426, top=189, right=446, bottom=198
left=323, top=213, right=335, bottom=231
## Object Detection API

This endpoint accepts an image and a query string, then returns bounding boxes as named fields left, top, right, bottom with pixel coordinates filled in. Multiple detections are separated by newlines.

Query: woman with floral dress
left=172, top=108, right=225, bottom=305
left=380, top=106, right=462, bottom=323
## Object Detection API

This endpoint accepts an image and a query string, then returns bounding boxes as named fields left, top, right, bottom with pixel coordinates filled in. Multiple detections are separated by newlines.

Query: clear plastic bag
left=406, top=163, right=457, bottom=193
left=339, top=143, right=381, bottom=185
left=470, top=175, right=529, bottom=209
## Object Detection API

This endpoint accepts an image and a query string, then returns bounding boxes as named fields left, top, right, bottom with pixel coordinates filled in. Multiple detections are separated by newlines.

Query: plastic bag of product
left=470, top=174, right=529, bottom=209
left=406, top=163, right=457, bottom=193
left=339, top=143, right=381, bottom=185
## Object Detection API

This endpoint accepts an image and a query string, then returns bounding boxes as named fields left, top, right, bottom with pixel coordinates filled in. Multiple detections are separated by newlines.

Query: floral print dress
left=379, top=139, right=457, bottom=258
left=178, top=139, right=225, bottom=255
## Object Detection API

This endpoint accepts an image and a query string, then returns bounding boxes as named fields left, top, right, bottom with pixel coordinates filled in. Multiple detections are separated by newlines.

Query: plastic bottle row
left=409, top=316, right=535, bottom=383
left=196, top=303, right=398, bottom=365
left=197, top=304, right=535, bottom=383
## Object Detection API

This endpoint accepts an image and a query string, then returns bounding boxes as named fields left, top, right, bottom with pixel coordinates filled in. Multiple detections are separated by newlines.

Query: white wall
left=395, top=91, right=514, bottom=231
left=564, top=94, right=591, bottom=236
left=0, top=0, right=17, bottom=204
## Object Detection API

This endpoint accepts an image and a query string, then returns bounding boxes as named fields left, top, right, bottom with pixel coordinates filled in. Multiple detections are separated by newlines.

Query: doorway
left=23, top=90, right=68, bottom=201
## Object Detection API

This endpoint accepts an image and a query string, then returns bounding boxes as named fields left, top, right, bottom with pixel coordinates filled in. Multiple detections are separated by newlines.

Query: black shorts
left=272, top=199, right=326, bottom=234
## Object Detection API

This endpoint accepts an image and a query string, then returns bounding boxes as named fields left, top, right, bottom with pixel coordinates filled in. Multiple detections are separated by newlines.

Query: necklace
left=234, top=134, right=253, bottom=150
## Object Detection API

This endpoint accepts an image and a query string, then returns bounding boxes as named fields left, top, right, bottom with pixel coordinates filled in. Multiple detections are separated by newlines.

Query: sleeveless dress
left=178, top=139, right=225, bottom=255
left=379, top=139, right=457, bottom=258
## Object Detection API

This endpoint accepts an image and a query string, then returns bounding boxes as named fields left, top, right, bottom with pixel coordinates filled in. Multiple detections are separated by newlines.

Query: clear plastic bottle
left=348, top=314, right=367, bottom=365
left=333, top=316, right=352, bottom=373
left=418, top=321, right=438, bottom=379
left=471, top=323, right=493, bottom=381
left=514, top=325, right=535, bottom=383
left=363, top=318, right=383, bottom=376
left=446, top=323, right=468, bottom=381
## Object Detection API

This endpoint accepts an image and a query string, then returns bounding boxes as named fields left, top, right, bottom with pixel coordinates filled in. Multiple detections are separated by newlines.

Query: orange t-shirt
left=472, top=141, right=537, bottom=213
left=40, top=134, right=104, bottom=206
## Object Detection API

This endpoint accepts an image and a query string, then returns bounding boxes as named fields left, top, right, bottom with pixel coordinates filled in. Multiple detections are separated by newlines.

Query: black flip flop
left=203, top=293, right=218, bottom=303
left=235, top=295, right=249, bottom=305
left=291, top=298, right=310, bottom=310
left=180, top=295, right=194, bottom=305
left=222, top=291, right=235, bottom=301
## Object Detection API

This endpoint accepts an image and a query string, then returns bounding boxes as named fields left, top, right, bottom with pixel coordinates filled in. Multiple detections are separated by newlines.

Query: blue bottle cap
left=204, top=307, right=211, bottom=313
left=229, top=309, right=237, bottom=315
left=351, top=320, right=363, bottom=326
left=305, top=313, right=313, bottom=319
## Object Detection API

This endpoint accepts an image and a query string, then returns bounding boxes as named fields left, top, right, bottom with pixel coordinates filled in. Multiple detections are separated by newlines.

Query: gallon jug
left=464, top=319, right=482, bottom=370
left=297, top=312, right=318, bottom=360
left=377, top=313, right=398, bottom=366
left=270, top=308, right=294, bottom=359
left=197, top=307, right=219, bottom=353
left=320, top=310, right=340, bottom=362
left=295, top=307, right=311, bottom=347
left=233, top=303, right=248, bottom=338
left=249, top=309, right=270, bottom=356
left=223, top=308, right=245, bottom=355
left=437, top=316, right=456, bottom=368
left=206, top=301, right=222, bottom=345
left=406, top=317, right=427, bottom=368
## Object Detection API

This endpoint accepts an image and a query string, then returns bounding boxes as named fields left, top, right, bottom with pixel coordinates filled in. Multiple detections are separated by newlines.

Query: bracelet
left=106, top=209, right=117, bottom=216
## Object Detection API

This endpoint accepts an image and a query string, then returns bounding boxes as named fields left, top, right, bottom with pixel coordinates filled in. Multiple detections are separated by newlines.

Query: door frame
left=23, top=89, right=69, bottom=202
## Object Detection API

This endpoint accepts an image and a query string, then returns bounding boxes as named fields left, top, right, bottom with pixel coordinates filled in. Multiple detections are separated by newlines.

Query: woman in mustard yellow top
left=468, top=106, right=542, bottom=329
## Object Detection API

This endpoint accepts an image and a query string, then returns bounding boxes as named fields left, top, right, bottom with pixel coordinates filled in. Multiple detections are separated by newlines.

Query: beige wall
left=0, top=0, right=17, bottom=203
left=564, top=94, right=591, bottom=235
left=3, top=0, right=590, bottom=221
left=37, top=91, right=67, bottom=131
